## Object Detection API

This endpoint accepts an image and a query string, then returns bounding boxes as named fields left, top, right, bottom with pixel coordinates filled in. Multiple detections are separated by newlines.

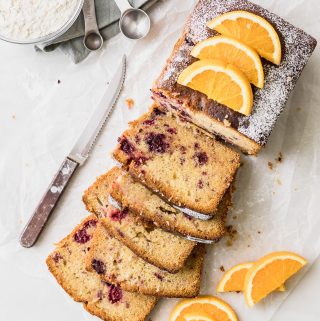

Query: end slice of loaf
left=111, top=168, right=231, bottom=241
left=113, top=105, right=240, bottom=214
left=83, top=167, right=196, bottom=273
left=46, top=215, right=157, bottom=321
left=86, top=222, right=205, bottom=297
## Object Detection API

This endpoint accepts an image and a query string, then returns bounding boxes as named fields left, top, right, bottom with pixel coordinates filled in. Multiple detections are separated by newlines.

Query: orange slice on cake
left=244, top=251, right=307, bottom=307
left=191, top=36, right=264, bottom=88
left=177, top=59, right=253, bottom=115
left=207, top=11, right=281, bottom=65
left=170, top=296, right=238, bottom=321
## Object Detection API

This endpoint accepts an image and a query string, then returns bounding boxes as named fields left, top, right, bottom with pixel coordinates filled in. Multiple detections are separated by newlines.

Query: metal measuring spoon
left=83, top=0, right=103, bottom=51
left=114, top=0, right=151, bottom=40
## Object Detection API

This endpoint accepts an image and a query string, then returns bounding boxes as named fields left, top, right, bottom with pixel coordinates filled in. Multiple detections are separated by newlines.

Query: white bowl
left=0, top=0, right=84, bottom=45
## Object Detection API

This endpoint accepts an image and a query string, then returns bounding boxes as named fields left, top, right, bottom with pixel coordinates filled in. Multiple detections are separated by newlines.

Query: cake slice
left=113, top=105, right=240, bottom=215
left=86, top=222, right=205, bottom=297
left=152, top=0, right=317, bottom=155
left=83, top=167, right=196, bottom=273
left=46, top=215, right=157, bottom=321
left=109, top=167, right=230, bottom=241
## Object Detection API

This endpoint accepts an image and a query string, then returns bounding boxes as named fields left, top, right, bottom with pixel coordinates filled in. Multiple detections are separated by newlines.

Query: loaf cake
left=83, top=167, right=196, bottom=272
left=113, top=105, right=240, bottom=214
left=152, top=0, right=317, bottom=155
left=109, top=167, right=230, bottom=241
left=86, top=222, right=205, bottom=297
left=46, top=215, right=157, bottom=321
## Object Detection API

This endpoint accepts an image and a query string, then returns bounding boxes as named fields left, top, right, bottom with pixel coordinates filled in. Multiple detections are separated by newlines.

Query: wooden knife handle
left=20, top=157, right=78, bottom=248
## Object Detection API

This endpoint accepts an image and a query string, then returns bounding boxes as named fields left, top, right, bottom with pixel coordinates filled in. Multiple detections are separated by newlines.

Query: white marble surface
left=0, top=0, right=320, bottom=320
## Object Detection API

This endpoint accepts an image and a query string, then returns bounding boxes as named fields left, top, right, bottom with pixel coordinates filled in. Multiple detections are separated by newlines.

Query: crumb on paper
left=275, top=152, right=283, bottom=163
left=219, top=265, right=225, bottom=272
left=294, top=187, right=298, bottom=191
left=257, top=230, right=261, bottom=234
left=12, top=115, right=16, bottom=119
left=226, top=225, right=237, bottom=247
left=232, top=215, right=237, bottom=220
left=276, top=178, right=282, bottom=185
left=57, top=79, right=61, bottom=84
left=125, top=98, right=135, bottom=109
left=268, top=161, right=273, bottom=170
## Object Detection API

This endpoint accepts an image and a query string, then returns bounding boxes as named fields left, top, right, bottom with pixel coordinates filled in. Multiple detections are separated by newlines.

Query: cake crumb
left=12, top=115, right=16, bottom=119
left=223, top=119, right=231, bottom=127
left=257, top=230, right=261, bottom=234
left=232, top=215, right=237, bottom=220
left=219, top=265, right=225, bottom=272
left=275, top=152, right=283, bottom=163
left=226, top=225, right=237, bottom=246
left=268, top=161, right=273, bottom=170
left=125, top=98, right=135, bottom=109
left=57, top=79, right=61, bottom=84
left=276, top=178, right=282, bottom=185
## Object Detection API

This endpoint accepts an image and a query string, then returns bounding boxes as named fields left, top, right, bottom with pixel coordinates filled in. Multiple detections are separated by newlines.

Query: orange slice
left=217, top=262, right=254, bottom=292
left=177, top=59, right=253, bottom=115
left=170, top=296, right=238, bottom=321
left=191, top=36, right=264, bottom=88
left=217, top=262, right=286, bottom=293
left=244, top=251, right=307, bottom=307
left=207, top=11, right=281, bottom=65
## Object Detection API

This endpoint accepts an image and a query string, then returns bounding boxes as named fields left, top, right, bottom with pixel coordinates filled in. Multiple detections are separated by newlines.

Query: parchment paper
left=0, top=0, right=319, bottom=320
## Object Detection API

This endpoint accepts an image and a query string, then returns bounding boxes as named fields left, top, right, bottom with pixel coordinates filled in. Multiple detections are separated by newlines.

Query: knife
left=20, top=55, right=126, bottom=248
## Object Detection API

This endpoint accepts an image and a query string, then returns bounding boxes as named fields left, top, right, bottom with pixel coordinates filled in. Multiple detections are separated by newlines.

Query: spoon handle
left=83, top=0, right=100, bottom=34
left=114, top=0, right=132, bottom=14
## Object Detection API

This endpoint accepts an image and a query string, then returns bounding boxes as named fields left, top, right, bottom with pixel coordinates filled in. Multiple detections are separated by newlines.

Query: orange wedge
left=244, top=251, right=307, bottom=307
left=217, top=262, right=254, bottom=292
left=191, top=36, right=264, bottom=88
left=170, top=296, right=238, bottom=321
left=217, top=262, right=286, bottom=293
left=207, top=11, right=281, bottom=65
left=177, top=59, right=253, bottom=115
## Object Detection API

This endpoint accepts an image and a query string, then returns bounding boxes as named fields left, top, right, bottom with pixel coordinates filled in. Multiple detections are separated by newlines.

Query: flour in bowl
left=0, top=0, right=79, bottom=41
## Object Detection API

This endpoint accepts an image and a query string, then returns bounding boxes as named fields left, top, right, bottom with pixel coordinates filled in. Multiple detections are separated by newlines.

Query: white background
left=0, top=0, right=319, bottom=320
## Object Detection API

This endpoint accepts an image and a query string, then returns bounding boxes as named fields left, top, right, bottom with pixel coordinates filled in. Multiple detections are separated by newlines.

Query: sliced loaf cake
left=46, top=215, right=157, bottom=321
left=83, top=168, right=196, bottom=273
left=113, top=105, right=240, bottom=214
left=85, top=222, right=205, bottom=297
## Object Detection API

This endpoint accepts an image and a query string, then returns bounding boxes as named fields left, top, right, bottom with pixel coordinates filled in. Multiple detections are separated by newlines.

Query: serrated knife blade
left=69, top=54, right=126, bottom=164
left=20, top=55, right=126, bottom=248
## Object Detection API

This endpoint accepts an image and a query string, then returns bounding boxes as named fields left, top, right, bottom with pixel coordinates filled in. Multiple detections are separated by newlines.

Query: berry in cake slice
left=113, top=105, right=240, bottom=215
left=85, top=222, right=205, bottom=297
left=46, top=215, right=157, bottom=321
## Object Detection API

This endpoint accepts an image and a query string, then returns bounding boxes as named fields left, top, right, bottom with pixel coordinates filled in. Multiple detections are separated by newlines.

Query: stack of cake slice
left=46, top=0, right=316, bottom=319
left=47, top=106, right=240, bottom=321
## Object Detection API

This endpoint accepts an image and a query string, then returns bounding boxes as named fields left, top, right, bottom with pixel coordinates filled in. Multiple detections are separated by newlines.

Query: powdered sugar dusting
left=156, top=0, right=317, bottom=145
